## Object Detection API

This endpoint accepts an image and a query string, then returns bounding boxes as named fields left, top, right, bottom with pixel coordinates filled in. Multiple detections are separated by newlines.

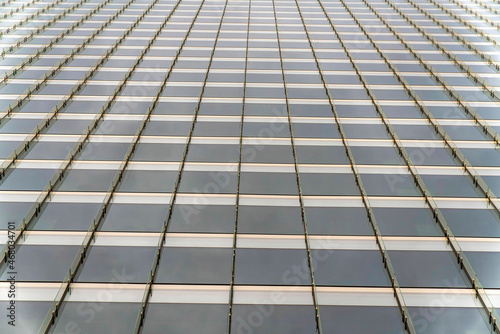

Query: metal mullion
left=424, top=0, right=500, bottom=46
left=442, top=0, right=500, bottom=30
left=380, top=0, right=500, bottom=101
left=342, top=3, right=500, bottom=331
left=0, top=0, right=64, bottom=35
left=0, top=0, right=115, bottom=83
left=0, top=0, right=174, bottom=181
left=362, top=0, right=500, bottom=147
left=0, top=0, right=182, bottom=266
left=0, top=0, right=92, bottom=52
left=227, top=0, right=251, bottom=332
left=301, top=0, right=416, bottom=332
left=0, top=0, right=153, bottom=123
left=35, top=2, right=190, bottom=333
left=133, top=0, right=230, bottom=332
left=271, top=1, right=322, bottom=333
left=397, top=0, right=500, bottom=72
left=359, top=0, right=500, bottom=218
left=323, top=0, right=500, bottom=332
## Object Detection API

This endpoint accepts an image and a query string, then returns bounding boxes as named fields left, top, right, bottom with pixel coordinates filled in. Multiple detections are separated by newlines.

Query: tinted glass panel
left=234, top=248, right=310, bottom=285
left=118, top=170, right=177, bottom=193
left=360, top=174, right=420, bottom=197
left=52, top=302, right=139, bottom=334
left=238, top=206, right=303, bottom=234
left=0, top=245, right=77, bottom=281
left=440, top=209, right=500, bottom=237
left=75, top=246, right=156, bottom=283
left=465, top=252, right=500, bottom=288
left=132, top=143, right=185, bottom=162
left=142, top=304, right=228, bottom=334
left=156, top=247, right=233, bottom=284
left=0, top=169, right=56, bottom=191
left=315, top=250, right=390, bottom=286
left=240, top=172, right=298, bottom=195
left=295, top=146, right=349, bottom=164
left=350, top=147, right=404, bottom=165
left=320, top=306, right=405, bottom=334
left=57, top=170, right=116, bottom=192
left=0, top=301, right=51, bottom=334
left=169, top=204, right=235, bottom=233
left=421, top=175, right=481, bottom=198
left=241, top=144, right=294, bottom=164
left=178, top=171, right=237, bottom=194
left=408, top=307, right=491, bottom=334
left=300, top=173, right=359, bottom=196
left=30, top=203, right=100, bottom=231
left=373, top=208, right=441, bottom=236
left=305, top=207, right=373, bottom=235
left=231, top=305, right=317, bottom=334
left=389, top=251, right=468, bottom=288
left=100, top=204, right=168, bottom=231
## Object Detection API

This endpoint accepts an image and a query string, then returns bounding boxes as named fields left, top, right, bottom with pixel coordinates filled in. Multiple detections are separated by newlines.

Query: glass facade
left=0, top=0, right=499, bottom=333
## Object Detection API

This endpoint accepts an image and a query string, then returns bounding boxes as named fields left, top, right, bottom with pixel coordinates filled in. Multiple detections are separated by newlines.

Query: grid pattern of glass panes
left=1, top=0, right=500, bottom=332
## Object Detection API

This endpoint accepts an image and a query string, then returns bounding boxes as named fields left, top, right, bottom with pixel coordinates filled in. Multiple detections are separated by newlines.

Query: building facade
left=0, top=0, right=499, bottom=332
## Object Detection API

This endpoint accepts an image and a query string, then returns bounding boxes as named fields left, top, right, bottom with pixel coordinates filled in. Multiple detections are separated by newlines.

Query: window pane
left=373, top=208, right=441, bottom=236
left=100, top=204, right=168, bottom=231
left=142, top=304, right=228, bottom=334
left=0, top=202, right=33, bottom=229
left=241, top=144, right=294, bottom=164
left=0, top=245, right=77, bottom=281
left=300, top=173, right=359, bottom=196
left=314, top=250, right=390, bottom=286
left=465, top=252, right=500, bottom=288
left=0, top=169, right=56, bottom=191
left=169, top=204, right=235, bottom=233
left=187, top=144, right=239, bottom=162
left=156, top=247, right=233, bottom=284
left=361, top=174, right=420, bottom=197
left=408, top=307, right=491, bottom=334
left=178, top=171, right=237, bottom=194
left=132, top=143, right=185, bottom=162
left=240, top=172, right=298, bottom=195
left=118, top=170, right=177, bottom=193
left=295, top=146, right=349, bottom=164
left=52, top=302, right=139, bottom=334
left=57, top=170, right=116, bottom=192
left=0, top=301, right=51, bottom=334
left=421, top=175, right=481, bottom=198
left=30, top=203, right=100, bottom=231
left=305, top=207, right=373, bottom=235
left=238, top=206, right=303, bottom=234
left=389, top=251, right=468, bottom=288
left=350, top=147, right=404, bottom=165
left=231, top=305, right=317, bottom=334
left=76, top=246, right=156, bottom=283
left=320, top=306, right=405, bottom=334
left=234, top=248, right=310, bottom=285
left=25, top=142, right=73, bottom=160
left=79, top=143, right=131, bottom=161
left=440, top=209, right=500, bottom=237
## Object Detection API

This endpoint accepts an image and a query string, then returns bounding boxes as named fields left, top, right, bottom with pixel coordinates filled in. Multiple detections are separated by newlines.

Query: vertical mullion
left=227, top=0, right=251, bottom=332
left=34, top=0, right=188, bottom=332
left=337, top=1, right=500, bottom=331
left=271, top=0, right=322, bottom=333
left=133, top=0, right=231, bottom=331
left=303, top=0, right=416, bottom=332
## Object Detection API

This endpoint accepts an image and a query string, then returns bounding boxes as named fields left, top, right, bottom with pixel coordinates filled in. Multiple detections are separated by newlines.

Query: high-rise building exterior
left=0, top=0, right=500, bottom=332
